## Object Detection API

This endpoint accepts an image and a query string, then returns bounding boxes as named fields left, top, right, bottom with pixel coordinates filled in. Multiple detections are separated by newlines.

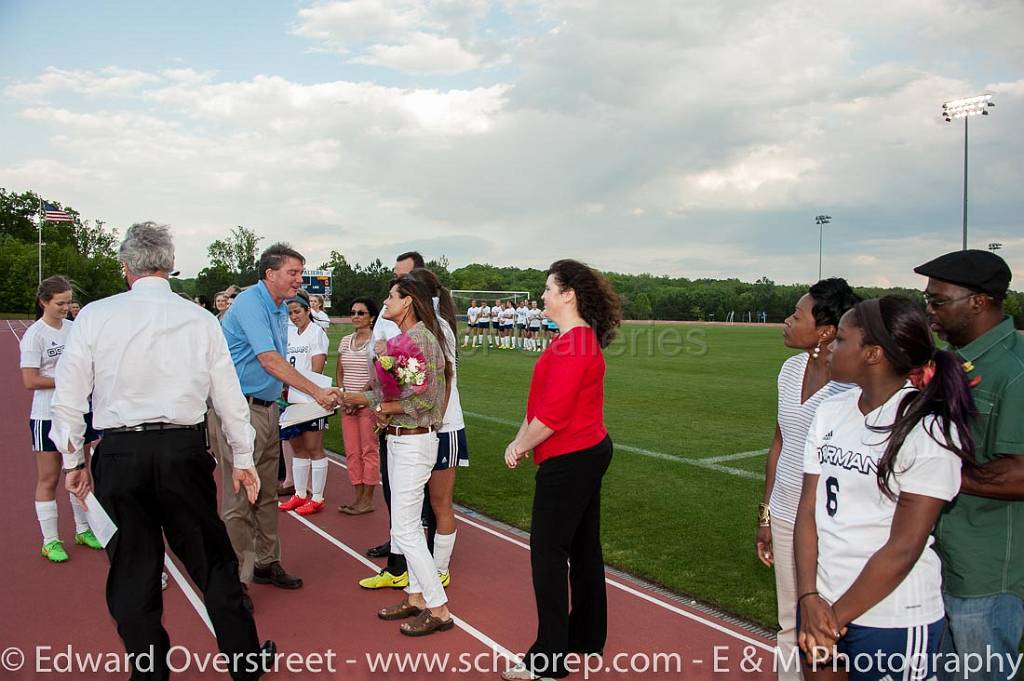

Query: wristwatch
left=758, top=503, right=771, bottom=527
left=375, top=403, right=384, bottom=414
left=63, top=462, right=86, bottom=473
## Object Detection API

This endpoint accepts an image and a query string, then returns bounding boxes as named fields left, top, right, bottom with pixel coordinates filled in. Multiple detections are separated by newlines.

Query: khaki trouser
left=771, top=516, right=802, bottom=681
left=209, top=403, right=282, bottom=584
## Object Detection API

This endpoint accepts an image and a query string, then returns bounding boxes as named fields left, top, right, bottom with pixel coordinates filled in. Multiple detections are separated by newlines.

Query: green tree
left=208, top=226, right=262, bottom=284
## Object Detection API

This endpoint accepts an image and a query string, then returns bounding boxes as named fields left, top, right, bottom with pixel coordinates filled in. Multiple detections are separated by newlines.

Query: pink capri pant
left=341, top=408, right=380, bottom=485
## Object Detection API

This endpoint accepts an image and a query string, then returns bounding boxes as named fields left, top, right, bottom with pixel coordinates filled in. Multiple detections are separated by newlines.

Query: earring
left=811, top=342, right=821, bottom=361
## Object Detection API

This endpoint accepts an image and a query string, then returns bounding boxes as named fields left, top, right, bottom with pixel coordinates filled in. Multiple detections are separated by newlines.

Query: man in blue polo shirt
left=212, top=243, right=339, bottom=605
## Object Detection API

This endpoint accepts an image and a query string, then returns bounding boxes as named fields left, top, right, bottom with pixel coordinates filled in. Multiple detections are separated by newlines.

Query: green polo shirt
left=934, top=316, right=1024, bottom=598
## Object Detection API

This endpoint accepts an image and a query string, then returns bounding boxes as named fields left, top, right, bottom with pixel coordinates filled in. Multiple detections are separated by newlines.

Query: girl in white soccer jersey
left=19, top=276, right=103, bottom=562
left=795, top=296, right=976, bottom=681
left=464, top=300, right=479, bottom=347
left=278, top=289, right=332, bottom=516
left=527, top=300, right=543, bottom=351
left=477, top=302, right=492, bottom=347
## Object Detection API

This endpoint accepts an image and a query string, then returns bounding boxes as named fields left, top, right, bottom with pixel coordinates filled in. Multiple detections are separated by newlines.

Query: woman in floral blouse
left=342, top=274, right=454, bottom=636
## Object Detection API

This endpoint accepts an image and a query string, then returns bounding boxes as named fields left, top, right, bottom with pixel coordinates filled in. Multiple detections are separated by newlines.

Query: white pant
left=387, top=433, right=447, bottom=608
left=771, top=517, right=802, bottom=681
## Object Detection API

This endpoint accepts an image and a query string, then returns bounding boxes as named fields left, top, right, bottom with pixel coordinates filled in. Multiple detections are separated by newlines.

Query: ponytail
left=851, top=296, right=976, bottom=499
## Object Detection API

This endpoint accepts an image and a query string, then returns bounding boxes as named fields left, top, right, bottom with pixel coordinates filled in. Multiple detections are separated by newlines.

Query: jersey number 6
left=825, top=476, right=840, bottom=517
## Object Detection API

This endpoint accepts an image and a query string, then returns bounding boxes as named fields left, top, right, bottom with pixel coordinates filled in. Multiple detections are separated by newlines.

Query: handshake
left=309, top=387, right=368, bottom=411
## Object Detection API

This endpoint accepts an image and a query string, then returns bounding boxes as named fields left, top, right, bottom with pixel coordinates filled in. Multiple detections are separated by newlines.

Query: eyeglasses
left=350, top=310, right=368, bottom=316
left=922, top=293, right=978, bottom=308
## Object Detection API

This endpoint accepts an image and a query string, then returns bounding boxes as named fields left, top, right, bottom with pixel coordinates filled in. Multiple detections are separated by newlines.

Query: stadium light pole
left=942, top=93, right=995, bottom=250
left=815, top=214, right=831, bottom=281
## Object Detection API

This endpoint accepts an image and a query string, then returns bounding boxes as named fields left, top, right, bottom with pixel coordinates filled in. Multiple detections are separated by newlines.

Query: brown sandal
left=378, top=599, right=422, bottom=621
left=399, top=609, right=455, bottom=636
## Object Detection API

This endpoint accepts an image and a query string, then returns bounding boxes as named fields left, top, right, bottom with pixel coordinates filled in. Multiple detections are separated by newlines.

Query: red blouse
left=526, top=326, right=607, bottom=465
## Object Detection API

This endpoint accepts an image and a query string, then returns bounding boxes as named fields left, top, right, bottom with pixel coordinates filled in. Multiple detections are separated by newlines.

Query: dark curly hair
left=547, top=259, right=622, bottom=348
left=808, top=278, right=861, bottom=328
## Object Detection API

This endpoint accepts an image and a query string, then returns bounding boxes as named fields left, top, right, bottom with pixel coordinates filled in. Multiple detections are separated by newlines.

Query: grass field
left=319, top=321, right=796, bottom=629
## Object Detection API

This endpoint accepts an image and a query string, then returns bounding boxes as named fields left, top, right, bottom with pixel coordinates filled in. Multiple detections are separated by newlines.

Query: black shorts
left=434, top=429, right=469, bottom=471
left=30, top=413, right=101, bottom=452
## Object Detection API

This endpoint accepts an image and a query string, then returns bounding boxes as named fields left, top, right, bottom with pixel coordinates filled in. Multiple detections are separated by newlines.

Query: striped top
left=768, top=352, right=854, bottom=524
left=339, top=333, right=372, bottom=391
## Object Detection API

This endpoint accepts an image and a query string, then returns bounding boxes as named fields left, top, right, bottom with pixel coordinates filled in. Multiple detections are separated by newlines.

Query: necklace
left=351, top=332, right=371, bottom=352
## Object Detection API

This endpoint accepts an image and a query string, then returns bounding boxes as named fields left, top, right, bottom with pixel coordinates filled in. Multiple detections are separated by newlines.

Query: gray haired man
left=52, top=222, right=274, bottom=680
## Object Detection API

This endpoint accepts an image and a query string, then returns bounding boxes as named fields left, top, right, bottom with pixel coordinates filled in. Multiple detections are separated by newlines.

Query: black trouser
left=525, top=436, right=613, bottom=679
left=92, top=429, right=262, bottom=681
left=378, top=431, right=435, bottom=571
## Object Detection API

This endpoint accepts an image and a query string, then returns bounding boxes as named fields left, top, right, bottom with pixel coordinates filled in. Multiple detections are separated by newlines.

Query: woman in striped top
left=336, top=297, right=381, bottom=514
left=756, top=278, right=861, bottom=680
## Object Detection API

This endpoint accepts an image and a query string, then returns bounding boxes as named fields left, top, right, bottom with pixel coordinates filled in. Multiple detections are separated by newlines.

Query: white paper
left=279, top=401, right=334, bottom=428
left=83, top=492, right=117, bottom=547
left=287, top=369, right=333, bottom=404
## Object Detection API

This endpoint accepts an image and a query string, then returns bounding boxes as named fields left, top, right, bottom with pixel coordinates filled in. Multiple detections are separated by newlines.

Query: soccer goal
left=451, top=289, right=535, bottom=351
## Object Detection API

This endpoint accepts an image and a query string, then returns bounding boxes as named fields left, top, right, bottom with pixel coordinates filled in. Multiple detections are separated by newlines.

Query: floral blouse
left=364, top=321, right=447, bottom=430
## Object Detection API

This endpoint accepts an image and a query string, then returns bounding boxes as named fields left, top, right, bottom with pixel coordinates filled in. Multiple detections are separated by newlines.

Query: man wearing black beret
left=914, top=249, right=1023, bottom=680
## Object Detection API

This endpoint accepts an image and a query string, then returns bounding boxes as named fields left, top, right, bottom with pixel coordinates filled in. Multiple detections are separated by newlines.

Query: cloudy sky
left=1, top=1, right=1021, bottom=287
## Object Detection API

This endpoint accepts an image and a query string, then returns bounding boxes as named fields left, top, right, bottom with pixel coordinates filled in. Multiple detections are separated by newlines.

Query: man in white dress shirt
left=52, top=222, right=273, bottom=681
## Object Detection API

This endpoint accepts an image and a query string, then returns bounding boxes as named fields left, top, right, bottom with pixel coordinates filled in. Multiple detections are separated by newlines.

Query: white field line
left=285, top=510, right=518, bottom=663
left=462, top=410, right=766, bottom=480
left=164, top=553, right=215, bottom=636
left=322, top=453, right=773, bottom=653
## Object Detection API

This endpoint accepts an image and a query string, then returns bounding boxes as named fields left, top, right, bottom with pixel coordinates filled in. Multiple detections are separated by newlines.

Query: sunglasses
left=350, top=310, right=369, bottom=316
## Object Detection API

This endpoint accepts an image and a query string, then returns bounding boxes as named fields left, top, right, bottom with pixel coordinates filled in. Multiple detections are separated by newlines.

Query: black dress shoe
left=254, top=640, right=276, bottom=679
left=366, top=541, right=391, bottom=558
left=240, top=583, right=254, bottom=614
left=253, top=561, right=303, bottom=589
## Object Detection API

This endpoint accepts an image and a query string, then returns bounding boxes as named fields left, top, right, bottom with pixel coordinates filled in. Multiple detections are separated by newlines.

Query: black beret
left=914, top=249, right=1011, bottom=298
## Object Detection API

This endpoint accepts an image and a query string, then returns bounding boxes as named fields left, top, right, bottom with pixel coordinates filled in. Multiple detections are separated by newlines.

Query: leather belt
left=247, top=396, right=277, bottom=408
left=105, top=422, right=204, bottom=434
left=385, top=425, right=437, bottom=436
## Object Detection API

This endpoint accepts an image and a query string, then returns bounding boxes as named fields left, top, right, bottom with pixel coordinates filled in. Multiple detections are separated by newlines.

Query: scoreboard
left=301, top=269, right=333, bottom=308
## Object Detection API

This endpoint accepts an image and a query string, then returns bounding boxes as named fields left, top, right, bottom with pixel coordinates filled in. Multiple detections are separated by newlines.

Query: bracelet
left=797, top=591, right=820, bottom=604
left=757, top=503, right=771, bottom=527
left=62, top=462, right=86, bottom=473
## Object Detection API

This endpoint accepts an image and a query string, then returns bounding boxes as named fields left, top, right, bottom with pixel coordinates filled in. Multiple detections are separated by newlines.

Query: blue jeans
left=940, top=593, right=1024, bottom=681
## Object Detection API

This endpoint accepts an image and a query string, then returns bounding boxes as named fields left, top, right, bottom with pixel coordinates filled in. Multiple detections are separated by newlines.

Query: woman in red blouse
left=502, top=259, right=621, bottom=681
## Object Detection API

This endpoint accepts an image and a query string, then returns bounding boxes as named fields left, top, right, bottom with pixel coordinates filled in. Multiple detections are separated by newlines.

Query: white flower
left=407, top=358, right=420, bottom=372
left=414, top=373, right=425, bottom=386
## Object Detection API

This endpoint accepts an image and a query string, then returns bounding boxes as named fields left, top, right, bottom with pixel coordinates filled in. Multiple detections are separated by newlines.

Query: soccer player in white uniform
left=477, top=302, right=492, bottom=348
left=278, top=289, right=332, bottom=516
left=527, top=300, right=543, bottom=351
left=515, top=301, right=529, bottom=350
left=464, top=300, right=479, bottom=347
left=19, top=276, right=103, bottom=562
left=795, top=297, right=974, bottom=680
left=500, top=301, right=515, bottom=349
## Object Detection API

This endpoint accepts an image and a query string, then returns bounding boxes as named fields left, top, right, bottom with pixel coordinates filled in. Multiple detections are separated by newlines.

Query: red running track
left=0, top=318, right=777, bottom=680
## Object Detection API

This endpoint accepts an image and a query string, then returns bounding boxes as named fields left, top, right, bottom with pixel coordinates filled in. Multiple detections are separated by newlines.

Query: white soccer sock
left=69, top=493, right=90, bottom=534
left=310, top=458, right=329, bottom=502
left=433, top=530, right=457, bottom=572
left=463, top=334, right=469, bottom=345
left=292, top=457, right=311, bottom=498
left=35, top=500, right=59, bottom=544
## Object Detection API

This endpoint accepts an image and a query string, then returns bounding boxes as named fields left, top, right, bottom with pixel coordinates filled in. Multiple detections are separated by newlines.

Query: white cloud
left=5, top=66, right=160, bottom=101
left=292, top=0, right=490, bottom=74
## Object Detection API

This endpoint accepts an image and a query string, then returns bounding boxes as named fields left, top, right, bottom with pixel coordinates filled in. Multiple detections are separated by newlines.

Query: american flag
left=41, top=201, right=74, bottom=223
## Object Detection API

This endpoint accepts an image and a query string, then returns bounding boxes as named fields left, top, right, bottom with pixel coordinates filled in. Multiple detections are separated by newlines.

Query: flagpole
left=37, top=196, right=44, bottom=285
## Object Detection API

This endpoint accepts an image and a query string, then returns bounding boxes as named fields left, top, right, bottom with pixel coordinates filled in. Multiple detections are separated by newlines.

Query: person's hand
left=232, top=466, right=261, bottom=504
left=755, top=525, right=773, bottom=566
left=504, top=441, right=528, bottom=469
left=798, top=595, right=844, bottom=663
left=374, top=340, right=387, bottom=356
left=65, top=468, right=92, bottom=503
left=312, top=386, right=339, bottom=411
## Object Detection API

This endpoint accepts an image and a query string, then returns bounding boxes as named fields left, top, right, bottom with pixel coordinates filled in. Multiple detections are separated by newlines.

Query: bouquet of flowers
left=374, top=334, right=431, bottom=400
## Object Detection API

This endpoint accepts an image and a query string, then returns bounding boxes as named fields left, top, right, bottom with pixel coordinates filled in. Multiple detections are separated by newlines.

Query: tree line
left=2, top=189, right=1020, bottom=327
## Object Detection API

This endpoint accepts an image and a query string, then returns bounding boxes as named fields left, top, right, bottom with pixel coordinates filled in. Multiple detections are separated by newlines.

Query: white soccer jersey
left=478, top=305, right=491, bottom=322
left=286, top=323, right=329, bottom=374
left=467, top=306, right=479, bottom=324
left=528, top=309, right=543, bottom=327
left=501, top=308, right=515, bottom=326
left=20, top=318, right=73, bottom=420
left=516, top=307, right=529, bottom=325
left=803, top=384, right=962, bottom=628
